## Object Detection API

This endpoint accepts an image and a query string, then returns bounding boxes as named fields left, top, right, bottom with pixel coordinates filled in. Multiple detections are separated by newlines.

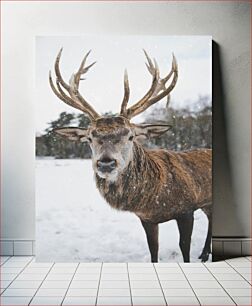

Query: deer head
left=49, top=49, right=178, bottom=181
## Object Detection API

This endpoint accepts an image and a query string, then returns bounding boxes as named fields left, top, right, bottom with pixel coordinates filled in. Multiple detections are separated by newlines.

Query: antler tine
left=54, top=48, right=70, bottom=91
left=120, top=69, right=130, bottom=117
left=49, top=48, right=100, bottom=121
left=120, top=50, right=159, bottom=118
left=68, top=51, right=99, bottom=120
left=49, top=71, right=94, bottom=116
left=125, top=52, right=178, bottom=119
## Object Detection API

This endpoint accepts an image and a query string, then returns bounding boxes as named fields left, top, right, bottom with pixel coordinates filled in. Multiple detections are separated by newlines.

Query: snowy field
left=36, top=159, right=211, bottom=262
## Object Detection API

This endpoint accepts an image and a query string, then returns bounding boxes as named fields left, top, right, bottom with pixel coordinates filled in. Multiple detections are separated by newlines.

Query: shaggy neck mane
left=95, top=142, right=166, bottom=211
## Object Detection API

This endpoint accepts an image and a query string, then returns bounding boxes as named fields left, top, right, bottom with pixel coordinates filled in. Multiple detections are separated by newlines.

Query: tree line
left=36, top=96, right=212, bottom=159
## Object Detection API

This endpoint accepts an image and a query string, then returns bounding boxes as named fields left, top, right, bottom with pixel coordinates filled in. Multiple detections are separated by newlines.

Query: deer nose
left=97, top=158, right=117, bottom=173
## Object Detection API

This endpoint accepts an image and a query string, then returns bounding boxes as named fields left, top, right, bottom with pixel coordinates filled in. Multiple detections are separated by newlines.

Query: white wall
left=1, top=1, right=250, bottom=240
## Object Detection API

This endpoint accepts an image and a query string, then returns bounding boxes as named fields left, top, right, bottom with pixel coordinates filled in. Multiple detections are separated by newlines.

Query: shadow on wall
left=212, top=41, right=244, bottom=250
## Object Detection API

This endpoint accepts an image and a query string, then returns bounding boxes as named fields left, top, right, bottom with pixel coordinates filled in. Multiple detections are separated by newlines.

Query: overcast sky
left=36, top=35, right=211, bottom=132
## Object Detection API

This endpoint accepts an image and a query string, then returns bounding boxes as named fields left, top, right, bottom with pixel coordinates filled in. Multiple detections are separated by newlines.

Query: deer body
left=49, top=48, right=212, bottom=262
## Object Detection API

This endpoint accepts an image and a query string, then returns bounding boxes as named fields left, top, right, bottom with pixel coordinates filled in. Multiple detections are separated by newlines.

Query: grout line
left=177, top=262, right=201, bottom=305
left=153, top=263, right=168, bottom=306
left=225, top=260, right=252, bottom=286
left=126, top=262, right=133, bottom=306
left=28, top=261, right=55, bottom=305
left=0, top=256, right=33, bottom=296
left=203, top=263, right=238, bottom=305
left=60, top=262, right=80, bottom=306
left=95, top=262, right=103, bottom=306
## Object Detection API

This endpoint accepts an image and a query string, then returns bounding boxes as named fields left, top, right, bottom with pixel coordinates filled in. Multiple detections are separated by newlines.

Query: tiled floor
left=0, top=256, right=251, bottom=305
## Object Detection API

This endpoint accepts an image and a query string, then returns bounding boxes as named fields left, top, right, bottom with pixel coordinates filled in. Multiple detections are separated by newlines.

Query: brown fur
left=96, top=142, right=212, bottom=224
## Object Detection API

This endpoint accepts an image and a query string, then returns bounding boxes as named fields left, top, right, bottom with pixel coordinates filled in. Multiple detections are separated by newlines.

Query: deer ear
left=53, top=127, right=89, bottom=142
left=133, top=123, right=172, bottom=139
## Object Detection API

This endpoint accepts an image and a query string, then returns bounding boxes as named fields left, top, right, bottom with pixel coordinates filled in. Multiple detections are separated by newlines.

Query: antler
left=120, top=50, right=178, bottom=119
left=49, top=48, right=100, bottom=122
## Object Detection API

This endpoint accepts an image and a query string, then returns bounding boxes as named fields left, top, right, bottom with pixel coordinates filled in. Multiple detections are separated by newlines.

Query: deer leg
left=176, top=212, right=194, bottom=263
left=199, top=208, right=212, bottom=262
left=140, top=220, right=159, bottom=263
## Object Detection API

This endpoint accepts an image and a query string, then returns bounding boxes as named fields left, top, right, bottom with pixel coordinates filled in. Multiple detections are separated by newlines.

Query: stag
left=49, top=49, right=212, bottom=262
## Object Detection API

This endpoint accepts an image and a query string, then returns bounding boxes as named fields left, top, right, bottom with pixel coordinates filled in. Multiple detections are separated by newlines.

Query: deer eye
left=87, top=137, right=92, bottom=143
left=128, top=135, right=134, bottom=141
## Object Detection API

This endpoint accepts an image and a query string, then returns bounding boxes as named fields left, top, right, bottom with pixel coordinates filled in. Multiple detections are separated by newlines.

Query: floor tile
left=97, top=296, right=131, bottom=305
left=74, top=273, right=100, bottom=280
left=241, top=273, right=252, bottom=283
left=165, top=296, right=200, bottom=305
left=67, top=288, right=97, bottom=296
left=8, top=280, right=42, bottom=289
left=102, top=263, right=126, bottom=267
left=189, top=280, right=221, bottom=288
left=226, top=257, right=249, bottom=263
left=2, top=262, right=27, bottom=268
left=155, top=267, right=182, bottom=274
left=128, top=267, right=155, bottom=274
left=182, top=267, right=209, bottom=274
left=77, top=267, right=101, bottom=274
left=62, top=296, right=96, bottom=305
left=160, top=280, right=190, bottom=288
left=102, top=268, right=128, bottom=274
left=130, top=280, right=160, bottom=289
left=46, top=273, right=73, bottom=281
left=40, top=280, right=71, bottom=288
left=132, top=296, right=166, bottom=305
left=70, top=280, right=99, bottom=288
left=232, top=296, right=252, bottom=305
left=22, top=267, right=50, bottom=274
left=99, top=281, right=129, bottom=288
left=30, top=296, right=64, bottom=305
left=193, top=288, right=228, bottom=296
left=28, top=262, right=53, bottom=268
left=79, top=263, right=102, bottom=267
left=1, top=274, right=17, bottom=281
left=101, top=274, right=128, bottom=281
left=205, top=261, right=230, bottom=267
left=214, top=273, right=245, bottom=281
left=131, top=288, right=163, bottom=297
left=8, top=256, right=33, bottom=262
left=0, top=280, right=12, bottom=288
left=98, top=288, right=130, bottom=296
left=163, top=288, right=195, bottom=296
left=207, top=267, right=236, bottom=274
left=128, top=263, right=153, bottom=267
left=0, top=296, right=32, bottom=305
left=198, top=296, right=235, bottom=305
left=234, top=267, right=251, bottom=274
left=228, top=261, right=252, bottom=268
left=2, top=288, right=37, bottom=296
left=16, top=273, right=46, bottom=281
left=158, top=273, right=186, bottom=280
left=53, top=263, right=78, bottom=268
left=186, top=273, right=215, bottom=281
left=35, top=288, right=67, bottom=296
left=0, top=256, right=10, bottom=264
left=180, top=263, right=204, bottom=267
left=1, top=267, right=23, bottom=274
left=225, top=288, right=252, bottom=296
left=50, top=267, right=77, bottom=274
left=219, top=280, right=252, bottom=288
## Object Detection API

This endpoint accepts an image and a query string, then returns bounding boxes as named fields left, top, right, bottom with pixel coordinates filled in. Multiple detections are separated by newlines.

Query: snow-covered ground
left=36, top=159, right=211, bottom=262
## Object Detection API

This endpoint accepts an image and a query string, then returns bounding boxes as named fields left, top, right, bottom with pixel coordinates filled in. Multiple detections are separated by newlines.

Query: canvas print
left=36, top=36, right=212, bottom=262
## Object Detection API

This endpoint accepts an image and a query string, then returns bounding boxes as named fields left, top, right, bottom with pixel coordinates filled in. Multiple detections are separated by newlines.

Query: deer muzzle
left=97, top=158, right=117, bottom=173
